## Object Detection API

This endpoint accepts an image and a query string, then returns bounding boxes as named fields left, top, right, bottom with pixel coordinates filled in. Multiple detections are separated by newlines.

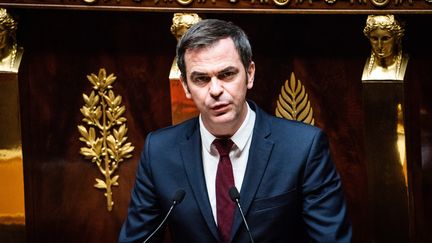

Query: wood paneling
left=17, top=10, right=175, bottom=243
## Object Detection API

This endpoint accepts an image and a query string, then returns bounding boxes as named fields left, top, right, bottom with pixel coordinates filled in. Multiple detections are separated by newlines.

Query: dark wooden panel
left=234, top=14, right=370, bottom=242
left=407, top=15, right=432, bottom=241
left=17, top=10, right=175, bottom=243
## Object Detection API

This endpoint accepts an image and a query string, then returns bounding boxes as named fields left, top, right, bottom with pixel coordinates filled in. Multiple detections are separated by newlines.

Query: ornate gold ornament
left=369, top=0, right=390, bottom=7
left=176, top=0, right=194, bottom=6
left=78, top=68, right=134, bottom=212
left=273, top=0, right=290, bottom=6
left=82, top=0, right=98, bottom=4
left=275, top=72, right=315, bottom=125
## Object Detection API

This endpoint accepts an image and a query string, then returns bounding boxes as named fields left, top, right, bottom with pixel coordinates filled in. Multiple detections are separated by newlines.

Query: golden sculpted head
left=0, top=8, right=22, bottom=72
left=0, top=8, right=17, bottom=53
left=170, top=13, right=202, bottom=42
left=363, top=14, right=405, bottom=63
left=364, top=15, right=404, bottom=38
left=362, top=15, right=408, bottom=81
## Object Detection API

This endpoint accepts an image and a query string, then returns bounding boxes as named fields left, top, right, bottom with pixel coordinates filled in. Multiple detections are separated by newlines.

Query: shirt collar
left=200, top=102, right=256, bottom=153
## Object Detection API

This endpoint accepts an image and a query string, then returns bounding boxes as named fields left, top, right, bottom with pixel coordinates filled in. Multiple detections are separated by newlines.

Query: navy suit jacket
left=118, top=101, right=352, bottom=243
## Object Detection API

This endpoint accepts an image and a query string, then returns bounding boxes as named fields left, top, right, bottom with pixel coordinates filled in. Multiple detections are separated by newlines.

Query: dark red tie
left=214, top=138, right=235, bottom=243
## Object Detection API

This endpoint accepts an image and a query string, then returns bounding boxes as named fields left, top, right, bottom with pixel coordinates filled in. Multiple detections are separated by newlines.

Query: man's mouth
left=211, top=103, right=229, bottom=113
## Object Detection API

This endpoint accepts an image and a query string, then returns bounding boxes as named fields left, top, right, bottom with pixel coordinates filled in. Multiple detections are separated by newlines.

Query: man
left=119, top=19, right=352, bottom=243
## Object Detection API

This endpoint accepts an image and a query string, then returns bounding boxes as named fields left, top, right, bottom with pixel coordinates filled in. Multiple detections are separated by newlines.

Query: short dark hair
left=176, top=19, right=252, bottom=82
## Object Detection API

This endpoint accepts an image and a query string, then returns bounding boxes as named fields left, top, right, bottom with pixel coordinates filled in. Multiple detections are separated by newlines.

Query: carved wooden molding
left=0, top=0, right=431, bottom=13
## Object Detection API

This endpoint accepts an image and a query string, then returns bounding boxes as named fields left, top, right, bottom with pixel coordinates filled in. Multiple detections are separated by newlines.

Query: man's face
left=369, top=28, right=395, bottom=59
left=180, top=37, right=255, bottom=136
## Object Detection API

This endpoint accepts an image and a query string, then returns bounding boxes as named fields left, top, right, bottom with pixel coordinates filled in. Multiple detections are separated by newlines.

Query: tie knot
left=213, top=139, right=234, bottom=157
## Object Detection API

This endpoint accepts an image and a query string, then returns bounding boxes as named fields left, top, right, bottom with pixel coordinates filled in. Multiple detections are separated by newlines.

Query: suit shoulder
left=269, top=115, right=322, bottom=135
left=148, top=117, right=198, bottom=141
left=264, top=116, right=330, bottom=148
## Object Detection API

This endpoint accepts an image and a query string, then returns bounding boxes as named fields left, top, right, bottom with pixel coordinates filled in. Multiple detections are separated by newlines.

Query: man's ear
left=247, top=61, right=255, bottom=89
left=180, top=76, right=192, bottom=99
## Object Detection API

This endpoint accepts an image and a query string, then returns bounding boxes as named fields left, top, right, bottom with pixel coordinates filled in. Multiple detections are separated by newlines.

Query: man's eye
left=218, top=72, right=235, bottom=80
left=193, top=76, right=210, bottom=84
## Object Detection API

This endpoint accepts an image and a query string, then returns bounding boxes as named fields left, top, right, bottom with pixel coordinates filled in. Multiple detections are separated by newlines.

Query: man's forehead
left=185, top=37, right=236, bottom=55
left=185, top=39, right=239, bottom=60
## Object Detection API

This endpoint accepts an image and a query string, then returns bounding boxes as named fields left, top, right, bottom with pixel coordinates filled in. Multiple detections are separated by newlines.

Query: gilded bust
left=169, top=13, right=202, bottom=79
left=362, top=14, right=408, bottom=81
left=0, top=8, right=23, bottom=72
left=170, top=13, right=202, bottom=42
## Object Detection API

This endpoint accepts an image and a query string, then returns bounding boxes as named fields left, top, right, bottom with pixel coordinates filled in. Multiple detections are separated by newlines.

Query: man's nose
left=209, top=78, right=223, bottom=97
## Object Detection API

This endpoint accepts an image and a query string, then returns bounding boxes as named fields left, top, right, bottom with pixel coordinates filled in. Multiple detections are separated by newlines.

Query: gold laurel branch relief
left=275, top=72, right=315, bottom=125
left=78, top=68, right=134, bottom=212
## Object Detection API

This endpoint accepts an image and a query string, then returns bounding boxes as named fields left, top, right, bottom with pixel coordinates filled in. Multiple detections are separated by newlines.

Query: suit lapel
left=230, top=103, right=274, bottom=242
left=180, top=121, right=220, bottom=241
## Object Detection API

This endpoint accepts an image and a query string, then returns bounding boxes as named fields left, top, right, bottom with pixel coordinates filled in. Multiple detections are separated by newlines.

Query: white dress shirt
left=199, top=102, right=256, bottom=224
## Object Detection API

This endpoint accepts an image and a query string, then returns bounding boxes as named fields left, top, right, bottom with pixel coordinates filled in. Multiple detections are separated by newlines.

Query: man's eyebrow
left=189, top=66, right=239, bottom=79
left=219, top=66, right=239, bottom=74
left=190, top=71, right=208, bottom=79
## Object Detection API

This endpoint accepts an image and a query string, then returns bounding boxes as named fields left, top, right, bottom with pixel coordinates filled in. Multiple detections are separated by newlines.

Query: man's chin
left=209, top=113, right=234, bottom=125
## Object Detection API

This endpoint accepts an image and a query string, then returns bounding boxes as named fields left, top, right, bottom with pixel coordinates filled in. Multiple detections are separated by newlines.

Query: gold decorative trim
left=275, top=72, right=315, bottom=125
left=78, top=68, right=134, bottom=212
left=0, top=0, right=428, bottom=11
